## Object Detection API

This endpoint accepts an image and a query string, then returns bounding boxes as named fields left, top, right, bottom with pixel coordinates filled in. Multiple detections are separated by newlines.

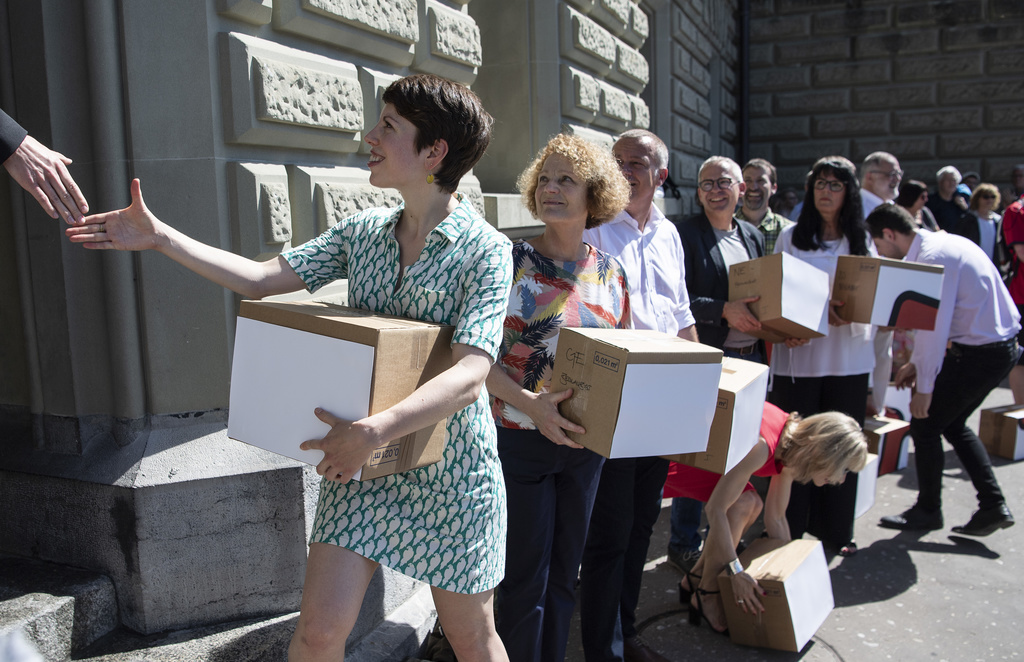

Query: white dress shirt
left=906, top=231, right=1021, bottom=394
left=584, top=206, right=696, bottom=334
left=860, top=189, right=887, bottom=219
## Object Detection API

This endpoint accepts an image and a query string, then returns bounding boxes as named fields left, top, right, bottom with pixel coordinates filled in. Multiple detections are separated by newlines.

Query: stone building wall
left=747, top=0, right=1024, bottom=191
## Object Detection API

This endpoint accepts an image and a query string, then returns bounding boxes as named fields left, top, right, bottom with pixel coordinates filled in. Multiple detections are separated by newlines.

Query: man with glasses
left=580, top=129, right=697, bottom=662
left=737, top=157, right=793, bottom=254
left=860, top=151, right=902, bottom=216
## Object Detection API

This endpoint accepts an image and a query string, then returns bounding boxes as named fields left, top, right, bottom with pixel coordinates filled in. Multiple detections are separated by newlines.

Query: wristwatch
left=725, top=558, right=743, bottom=576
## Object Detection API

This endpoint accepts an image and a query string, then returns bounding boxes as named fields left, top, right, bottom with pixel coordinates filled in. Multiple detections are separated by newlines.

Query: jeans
left=910, top=340, right=1017, bottom=513
left=668, top=497, right=703, bottom=554
left=579, top=456, right=669, bottom=662
left=495, top=427, right=605, bottom=662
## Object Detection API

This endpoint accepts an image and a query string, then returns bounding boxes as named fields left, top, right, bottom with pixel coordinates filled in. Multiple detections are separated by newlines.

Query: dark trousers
left=579, top=456, right=669, bottom=662
left=769, top=373, right=868, bottom=547
left=495, top=427, right=605, bottom=662
left=910, top=340, right=1017, bottom=513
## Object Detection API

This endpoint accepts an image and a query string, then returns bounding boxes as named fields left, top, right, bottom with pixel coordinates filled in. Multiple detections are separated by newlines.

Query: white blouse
left=771, top=224, right=877, bottom=378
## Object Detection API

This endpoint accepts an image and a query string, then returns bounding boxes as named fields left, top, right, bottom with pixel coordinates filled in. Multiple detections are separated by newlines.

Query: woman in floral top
left=69, top=75, right=513, bottom=661
left=487, top=133, right=631, bottom=662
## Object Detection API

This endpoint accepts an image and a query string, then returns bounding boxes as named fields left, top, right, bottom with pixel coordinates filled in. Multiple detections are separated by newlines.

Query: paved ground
left=565, top=385, right=1024, bottom=662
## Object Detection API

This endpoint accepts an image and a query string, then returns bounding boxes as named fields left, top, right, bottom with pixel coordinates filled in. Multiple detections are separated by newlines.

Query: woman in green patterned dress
left=68, top=74, right=513, bottom=661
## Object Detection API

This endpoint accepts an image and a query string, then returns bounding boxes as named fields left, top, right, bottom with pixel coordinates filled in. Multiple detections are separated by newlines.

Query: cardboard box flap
left=563, top=328, right=723, bottom=364
left=239, top=300, right=452, bottom=345
left=863, top=415, right=910, bottom=436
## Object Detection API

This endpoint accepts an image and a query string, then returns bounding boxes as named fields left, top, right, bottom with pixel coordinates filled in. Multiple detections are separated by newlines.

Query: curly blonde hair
left=517, top=133, right=630, bottom=229
left=776, top=411, right=868, bottom=484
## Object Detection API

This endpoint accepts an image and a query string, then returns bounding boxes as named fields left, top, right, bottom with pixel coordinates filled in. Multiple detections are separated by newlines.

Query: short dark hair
left=743, top=158, right=778, bottom=186
left=865, top=204, right=916, bottom=237
left=793, top=156, right=869, bottom=255
left=895, top=180, right=928, bottom=208
left=382, top=74, right=494, bottom=194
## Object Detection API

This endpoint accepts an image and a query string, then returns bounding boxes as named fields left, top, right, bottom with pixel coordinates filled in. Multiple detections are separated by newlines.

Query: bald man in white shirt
left=868, top=205, right=1018, bottom=537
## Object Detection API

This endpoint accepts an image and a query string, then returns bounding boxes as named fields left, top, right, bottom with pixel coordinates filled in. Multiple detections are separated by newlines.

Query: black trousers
left=910, top=340, right=1017, bottom=513
left=579, top=456, right=669, bottom=662
left=769, top=372, right=869, bottom=547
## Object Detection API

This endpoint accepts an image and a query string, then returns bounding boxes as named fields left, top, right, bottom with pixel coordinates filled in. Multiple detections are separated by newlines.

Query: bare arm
left=66, top=178, right=305, bottom=299
left=763, top=471, right=794, bottom=540
left=676, top=324, right=699, bottom=342
left=486, top=363, right=585, bottom=447
left=4, top=134, right=89, bottom=223
left=302, top=343, right=493, bottom=481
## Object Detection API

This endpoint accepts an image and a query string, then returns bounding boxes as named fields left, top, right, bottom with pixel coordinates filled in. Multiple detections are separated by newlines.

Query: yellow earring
left=427, top=173, right=435, bottom=184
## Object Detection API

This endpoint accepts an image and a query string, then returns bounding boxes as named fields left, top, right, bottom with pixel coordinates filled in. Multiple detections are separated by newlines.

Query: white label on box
left=228, top=317, right=375, bottom=476
left=855, top=454, right=879, bottom=518
left=782, top=544, right=834, bottom=651
left=781, top=253, right=831, bottom=334
left=610, top=362, right=722, bottom=458
left=1008, top=412, right=1024, bottom=461
left=871, top=264, right=943, bottom=327
left=724, top=367, right=770, bottom=474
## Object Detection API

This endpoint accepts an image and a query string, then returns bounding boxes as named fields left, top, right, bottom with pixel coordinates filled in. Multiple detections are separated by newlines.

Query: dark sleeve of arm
left=677, top=222, right=726, bottom=325
left=0, top=109, right=29, bottom=163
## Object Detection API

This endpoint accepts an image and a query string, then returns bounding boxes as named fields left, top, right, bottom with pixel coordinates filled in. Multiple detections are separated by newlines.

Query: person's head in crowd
left=376, top=73, right=494, bottom=194
left=935, top=166, right=962, bottom=201
left=611, top=129, right=669, bottom=221
left=697, top=156, right=744, bottom=224
left=895, top=179, right=929, bottom=215
left=772, top=187, right=799, bottom=216
left=777, top=411, right=869, bottom=486
left=741, top=158, right=777, bottom=215
left=518, top=133, right=630, bottom=229
left=961, top=171, right=981, bottom=191
left=860, top=151, right=902, bottom=202
left=1011, top=165, right=1024, bottom=195
left=793, top=155, right=868, bottom=255
left=864, top=204, right=918, bottom=260
left=969, top=183, right=1000, bottom=217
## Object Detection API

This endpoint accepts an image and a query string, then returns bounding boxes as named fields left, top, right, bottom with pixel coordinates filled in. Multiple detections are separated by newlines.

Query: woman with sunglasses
left=769, top=155, right=876, bottom=558
left=953, top=184, right=1007, bottom=270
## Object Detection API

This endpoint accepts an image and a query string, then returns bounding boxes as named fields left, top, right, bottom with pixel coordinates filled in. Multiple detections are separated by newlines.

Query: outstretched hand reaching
left=65, top=179, right=162, bottom=251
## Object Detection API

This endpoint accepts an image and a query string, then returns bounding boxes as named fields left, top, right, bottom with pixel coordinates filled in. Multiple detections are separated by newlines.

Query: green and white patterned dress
left=282, top=196, right=513, bottom=593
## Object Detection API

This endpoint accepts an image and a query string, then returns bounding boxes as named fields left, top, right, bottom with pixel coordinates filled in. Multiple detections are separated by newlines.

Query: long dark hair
left=792, top=156, right=869, bottom=256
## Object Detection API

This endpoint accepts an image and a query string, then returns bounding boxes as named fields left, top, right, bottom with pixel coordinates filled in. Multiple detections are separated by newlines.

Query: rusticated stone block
left=672, top=6, right=698, bottom=43
left=944, top=25, right=1024, bottom=51
left=774, top=140, right=849, bottom=166
left=672, top=116, right=712, bottom=156
left=853, top=137, right=935, bottom=161
left=672, top=44, right=711, bottom=95
left=412, top=1, right=481, bottom=83
left=853, top=83, right=934, bottom=110
left=894, top=108, right=981, bottom=133
left=750, top=0, right=773, bottom=18
left=613, top=42, right=649, bottom=89
left=565, top=0, right=596, bottom=13
left=776, top=165, right=810, bottom=188
left=750, top=116, right=811, bottom=141
left=274, top=0, right=417, bottom=66
left=563, top=124, right=616, bottom=153
left=561, top=5, right=616, bottom=74
left=776, top=37, right=850, bottom=65
left=749, top=66, right=810, bottom=92
left=561, top=65, right=600, bottom=123
left=896, top=0, right=982, bottom=27
left=748, top=15, right=811, bottom=43
left=253, top=57, right=362, bottom=131
left=216, top=0, right=272, bottom=25
left=631, top=96, right=650, bottom=130
left=748, top=93, right=772, bottom=118
left=989, top=105, right=1024, bottom=129
left=774, top=89, right=849, bottom=115
left=749, top=43, right=773, bottom=67
left=721, top=116, right=737, bottom=142
left=778, top=0, right=846, bottom=13
left=621, top=3, right=649, bottom=48
left=812, top=7, right=890, bottom=35
left=942, top=80, right=1024, bottom=105
left=721, top=89, right=736, bottom=117
left=813, top=113, right=889, bottom=137
left=229, top=162, right=292, bottom=259
left=854, top=30, right=938, bottom=58
left=590, top=0, right=630, bottom=35
left=747, top=141, right=775, bottom=162
left=895, top=53, right=982, bottom=81
left=993, top=0, right=1024, bottom=18
left=814, top=61, right=891, bottom=86
left=595, top=81, right=632, bottom=131
left=988, top=48, right=1024, bottom=76
left=288, top=165, right=402, bottom=237
left=357, top=66, right=400, bottom=155
left=672, top=79, right=710, bottom=127
left=940, top=133, right=1024, bottom=158
left=221, top=33, right=362, bottom=152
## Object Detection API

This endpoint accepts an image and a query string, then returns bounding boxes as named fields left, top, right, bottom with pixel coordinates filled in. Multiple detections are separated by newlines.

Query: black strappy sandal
left=688, top=587, right=729, bottom=636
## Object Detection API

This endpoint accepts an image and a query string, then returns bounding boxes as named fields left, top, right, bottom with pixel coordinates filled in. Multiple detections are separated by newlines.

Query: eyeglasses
left=698, top=177, right=736, bottom=192
left=814, top=179, right=846, bottom=192
left=870, top=169, right=903, bottom=181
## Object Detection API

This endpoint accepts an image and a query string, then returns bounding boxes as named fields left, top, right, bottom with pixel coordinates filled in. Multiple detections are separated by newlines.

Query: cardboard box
left=832, top=255, right=944, bottom=329
left=854, top=453, right=879, bottom=518
left=979, top=405, right=1024, bottom=461
left=664, top=357, right=769, bottom=474
left=863, top=416, right=910, bottom=475
left=729, top=252, right=831, bottom=344
left=550, top=328, right=723, bottom=458
left=718, top=539, right=833, bottom=652
left=227, top=301, right=454, bottom=480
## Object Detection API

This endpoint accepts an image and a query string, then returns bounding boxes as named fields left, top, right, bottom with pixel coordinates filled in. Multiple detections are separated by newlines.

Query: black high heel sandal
left=688, top=587, right=729, bottom=636
left=678, top=571, right=701, bottom=605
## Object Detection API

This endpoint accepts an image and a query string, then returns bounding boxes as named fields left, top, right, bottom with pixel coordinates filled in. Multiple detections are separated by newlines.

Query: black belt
left=949, top=338, right=1018, bottom=353
left=727, top=343, right=758, bottom=355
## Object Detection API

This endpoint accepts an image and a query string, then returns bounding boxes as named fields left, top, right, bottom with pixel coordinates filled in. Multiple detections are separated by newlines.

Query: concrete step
left=0, top=555, right=118, bottom=661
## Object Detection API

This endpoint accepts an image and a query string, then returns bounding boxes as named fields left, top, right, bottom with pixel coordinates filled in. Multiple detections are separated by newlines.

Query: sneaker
left=666, top=547, right=701, bottom=574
